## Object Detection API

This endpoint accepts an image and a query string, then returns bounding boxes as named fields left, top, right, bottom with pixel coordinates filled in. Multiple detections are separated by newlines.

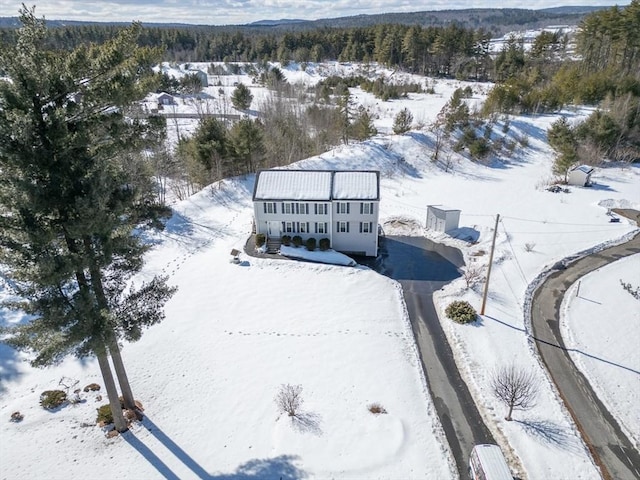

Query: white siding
left=332, top=201, right=379, bottom=256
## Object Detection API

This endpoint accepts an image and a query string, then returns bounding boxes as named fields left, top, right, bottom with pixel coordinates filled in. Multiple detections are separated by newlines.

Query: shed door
left=427, top=211, right=438, bottom=230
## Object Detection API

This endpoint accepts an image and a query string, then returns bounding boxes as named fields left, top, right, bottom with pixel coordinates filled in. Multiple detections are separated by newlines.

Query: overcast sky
left=2, top=1, right=630, bottom=26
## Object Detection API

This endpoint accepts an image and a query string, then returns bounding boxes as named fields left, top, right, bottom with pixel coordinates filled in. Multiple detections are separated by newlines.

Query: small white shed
left=426, top=205, right=461, bottom=233
left=568, top=165, right=594, bottom=186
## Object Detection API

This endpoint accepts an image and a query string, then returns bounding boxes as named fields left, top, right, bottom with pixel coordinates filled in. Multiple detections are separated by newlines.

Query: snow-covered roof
left=253, top=169, right=379, bottom=201
left=333, top=171, right=379, bottom=200
left=254, top=170, right=333, bottom=200
left=427, top=204, right=461, bottom=212
left=571, top=165, right=594, bottom=174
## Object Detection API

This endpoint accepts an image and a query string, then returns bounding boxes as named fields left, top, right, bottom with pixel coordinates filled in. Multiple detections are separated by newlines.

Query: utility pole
left=481, top=213, right=500, bottom=316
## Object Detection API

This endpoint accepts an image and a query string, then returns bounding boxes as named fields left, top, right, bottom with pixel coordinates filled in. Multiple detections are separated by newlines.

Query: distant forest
left=0, top=3, right=637, bottom=196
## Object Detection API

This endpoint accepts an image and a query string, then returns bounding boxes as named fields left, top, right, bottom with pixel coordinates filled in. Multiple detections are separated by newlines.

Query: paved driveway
left=366, top=235, right=496, bottom=479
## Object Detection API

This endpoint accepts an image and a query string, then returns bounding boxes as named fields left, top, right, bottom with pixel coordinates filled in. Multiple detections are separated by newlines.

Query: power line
left=500, top=220, right=529, bottom=287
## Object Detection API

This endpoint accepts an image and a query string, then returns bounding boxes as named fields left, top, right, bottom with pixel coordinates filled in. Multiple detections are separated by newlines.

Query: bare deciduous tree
left=462, top=264, right=484, bottom=288
left=275, top=384, right=304, bottom=417
left=491, top=364, right=539, bottom=421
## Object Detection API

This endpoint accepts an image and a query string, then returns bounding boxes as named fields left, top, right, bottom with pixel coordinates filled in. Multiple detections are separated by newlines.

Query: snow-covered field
left=561, top=255, right=640, bottom=450
left=1, top=61, right=639, bottom=480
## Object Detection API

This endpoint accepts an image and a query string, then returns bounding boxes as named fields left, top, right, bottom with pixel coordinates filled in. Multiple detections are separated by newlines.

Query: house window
left=315, top=203, right=328, bottom=215
left=361, top=202, right=374, bottom=215
left=263, top=202, right=276, bottom=214
left=284, top=222, right=294, bottom=233
left=360, top=222, right=373, bottom=233
left=337, top=221, right=349, bottom=233
left=316, top=222, right=327, bottom=234
left=336, top=202, right=350, bottom=214
left=296, top=203, right=309, bottom=215
left=282, top=202, right=294, bottom=214
left=299, top=222, right=309, bottom=233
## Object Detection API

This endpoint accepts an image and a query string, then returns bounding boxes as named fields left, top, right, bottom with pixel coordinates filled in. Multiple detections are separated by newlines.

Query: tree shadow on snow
left=515, top=418, right=584, bottom=454
left=211, top=455, right=307, bottom=480
left=292, top=411, right=323, bottom=436
left=125, top=416, right=307, bottom=479
left=507, top=118, right=548, bottom=144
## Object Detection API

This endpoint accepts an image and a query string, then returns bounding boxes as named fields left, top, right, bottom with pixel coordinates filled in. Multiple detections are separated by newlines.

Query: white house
left=426, top=205, right=461, bottom=233
left=567, top=165, right=594, bottom=186
left=253, top=169, right=380, bottom=257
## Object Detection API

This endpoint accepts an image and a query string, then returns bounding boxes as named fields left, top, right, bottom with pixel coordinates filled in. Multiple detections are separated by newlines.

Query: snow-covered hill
left=1, top=62, right=639, bottom=479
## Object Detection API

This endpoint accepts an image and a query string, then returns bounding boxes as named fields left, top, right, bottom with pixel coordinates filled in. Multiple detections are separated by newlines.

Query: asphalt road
left=530, top=231, right=640, bottom=480
left=367, top=235, right=495, bottom=479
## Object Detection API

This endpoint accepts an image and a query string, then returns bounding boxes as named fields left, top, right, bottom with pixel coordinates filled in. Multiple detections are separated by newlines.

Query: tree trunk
left=97, top=351, right=128, bottom=433
left=108, top=337, right=140, bottom=417
left=82, top=236, right=139, bottom=414
left=506, top=403, right=514, bottom=421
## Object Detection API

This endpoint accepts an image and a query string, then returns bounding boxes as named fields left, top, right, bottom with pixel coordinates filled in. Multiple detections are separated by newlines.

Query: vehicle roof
left=472, top=444, right=512, bottom=480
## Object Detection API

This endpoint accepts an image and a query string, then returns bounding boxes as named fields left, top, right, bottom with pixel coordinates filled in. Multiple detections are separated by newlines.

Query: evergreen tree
left=351, top=106, right=377, bottom=141
left=190, top=117, right=229, bottom=180
left=393, top=108, right=414, bottom=134
left=0, top=8, right=176, bottom=432
left=336, top=83, right=354, bottom=145
left=231, top=83, right=254, bottom=111
left=229, top=118, right=265, bottom=173
left=547, top=117, right=578, bottom=182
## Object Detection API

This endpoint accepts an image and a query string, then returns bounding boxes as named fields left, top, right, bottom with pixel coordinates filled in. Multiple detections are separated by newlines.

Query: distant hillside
left=248, top=19, right=307, bottom=27
left=0, top=6, right=614, bottom=34
left=294, top=7, right=611, bottom=35
left=539, top=5, right=615, bottom=14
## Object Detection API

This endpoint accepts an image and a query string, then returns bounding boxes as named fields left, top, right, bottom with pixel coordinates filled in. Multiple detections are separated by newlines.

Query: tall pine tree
left=0, top=8, right=176, bottom=432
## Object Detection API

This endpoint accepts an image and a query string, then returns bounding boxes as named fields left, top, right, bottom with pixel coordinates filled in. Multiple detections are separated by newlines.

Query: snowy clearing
left=1, top=61, right=639, bottom=480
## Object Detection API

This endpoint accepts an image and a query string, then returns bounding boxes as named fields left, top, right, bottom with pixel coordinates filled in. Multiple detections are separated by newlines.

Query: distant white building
left=253, top=169, right=380, bottom=257
left=156, top=92, right=176, bottom=106
left=426, top=205, right=461, bottom=233
left=567, top=165, right=594, bottom=187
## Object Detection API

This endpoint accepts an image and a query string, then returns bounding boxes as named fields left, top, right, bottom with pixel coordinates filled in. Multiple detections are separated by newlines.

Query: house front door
left=268, top=221, right=281, bottom=237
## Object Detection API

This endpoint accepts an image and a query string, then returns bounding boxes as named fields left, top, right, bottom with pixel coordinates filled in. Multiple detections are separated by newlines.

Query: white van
left=469, top=444, right=512, bottom=480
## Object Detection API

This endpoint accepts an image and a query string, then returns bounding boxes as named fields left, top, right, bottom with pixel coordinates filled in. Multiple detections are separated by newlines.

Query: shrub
left=96, top=404, right=113, bottom=425
left=368, top=403, right=387, bottom=415
left=275, top=384, right=304, bottom=417
left=281, top=235, right=291, bottom=246
left=83, top=383, right=101, bottom=392
left=319, top=238, right=330, bottom=251
left=469, top=138, right=491, bottom=159
left=255, top=233, right=266, bottom=247
left=305, top=237, right=317, bottom=251
left=40, top=390, right=67, bottom=410
left=445, top=300, right=477, bottom=324
left=292, top=235, right=303, bottom=247
left=10, top=411, right=24, bottom=422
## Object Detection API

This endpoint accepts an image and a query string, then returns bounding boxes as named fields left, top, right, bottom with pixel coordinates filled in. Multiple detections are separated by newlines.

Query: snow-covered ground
left=561, top=254, right=640, bottom=450
left=1, top=62, right=639, bottom=480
